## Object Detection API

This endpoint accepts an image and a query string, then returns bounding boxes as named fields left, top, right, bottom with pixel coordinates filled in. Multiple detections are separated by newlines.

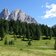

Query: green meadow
left=0, top=34, right=56, bottom=56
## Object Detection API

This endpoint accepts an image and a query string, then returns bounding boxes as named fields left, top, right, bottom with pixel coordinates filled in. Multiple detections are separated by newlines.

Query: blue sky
left=0, top=0, right=56, bottom=26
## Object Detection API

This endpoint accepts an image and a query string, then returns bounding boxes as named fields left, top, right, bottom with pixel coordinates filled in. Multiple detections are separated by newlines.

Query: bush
left=42, top=36, right=50, bottom=40
left=8, top=40, right=14, bottom=45
left=13, top=35, right=17, bottom=40
left=4, top=37, right=7, bottom=45
left=28, top=40, right=32, bottom=46
left=4, top=37, right=14, bottom=45
left=54, top=38, right=56, bottom=50
left=20, top=48, right=23, bottom=51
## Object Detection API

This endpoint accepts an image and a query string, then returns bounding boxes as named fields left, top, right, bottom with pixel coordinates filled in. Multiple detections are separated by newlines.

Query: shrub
left=4, top=37, right=7, bottom=45
left=8, top=40, right=14, bottom=45
left=20, top=48, right=23, bottom=51
left=13, top=35, right=17, bottom=40
left=28, top=40, right=32, bottom=46
left=42, top=36, right=50, bottom=40
left=54, top=38, right=56, bottom=50
left=4, top=37, right=15, bottom=45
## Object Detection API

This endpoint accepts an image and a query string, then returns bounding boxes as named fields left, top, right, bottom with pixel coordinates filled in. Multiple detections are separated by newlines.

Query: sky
left=0, top=0, right=56, bottom=26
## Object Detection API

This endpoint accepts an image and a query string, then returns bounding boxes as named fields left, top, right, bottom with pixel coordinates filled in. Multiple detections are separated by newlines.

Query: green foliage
left=49, top=28, right=53, bottom=40
left=28, top=40, right=32, bottom=46
left=4, top=37, right=14, bottom=45
left=4, top=37, right=7, bottom=45
left=54, top=38, right=56, bottom=50
left=13, top=34, right=17, bottom=40
left=0, top=18, right=56, bottom=41
left=0, top=22, right=4, bottom=40
left=8, top=40, right=14, bottom=45
left=52, top=25, right=56, bottom=37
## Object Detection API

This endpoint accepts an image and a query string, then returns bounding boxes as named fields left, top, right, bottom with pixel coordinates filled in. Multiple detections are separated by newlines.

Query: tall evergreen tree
left=49, top=28, right=53, bottom=39
left=0, top=22, right=4, bottom=40
left=26, top=24, right=30, bottom=40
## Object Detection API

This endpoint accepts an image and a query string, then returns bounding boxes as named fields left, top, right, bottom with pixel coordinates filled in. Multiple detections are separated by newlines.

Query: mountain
left=0, top=8, right=37, bottom=24
left=0, top=9, right=10, bottom=20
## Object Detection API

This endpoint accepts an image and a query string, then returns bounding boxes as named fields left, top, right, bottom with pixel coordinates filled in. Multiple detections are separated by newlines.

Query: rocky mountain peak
left=0, top=8, right=10, bottom=20
left=0, top=9, right=37, bottom=24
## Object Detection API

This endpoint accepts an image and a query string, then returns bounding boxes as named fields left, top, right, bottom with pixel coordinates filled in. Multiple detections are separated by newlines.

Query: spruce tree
left=0, top=24, right=4, bottom=40
left=54, top=37, right=56, bottom=50
left=49, top=28, right=53, bottom=39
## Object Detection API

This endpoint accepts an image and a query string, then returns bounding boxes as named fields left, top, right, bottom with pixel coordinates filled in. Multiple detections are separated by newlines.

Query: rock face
left=0, top=9, right=10, bottom=20
left=0, top=8, right=37, bottom=24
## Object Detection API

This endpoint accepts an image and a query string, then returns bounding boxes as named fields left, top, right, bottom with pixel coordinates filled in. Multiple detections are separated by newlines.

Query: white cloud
left=43, top=3, right=56, bottom=19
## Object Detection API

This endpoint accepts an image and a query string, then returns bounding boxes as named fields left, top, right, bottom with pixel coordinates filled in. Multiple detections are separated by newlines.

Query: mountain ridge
left=0, top=8, right=37, bottom=24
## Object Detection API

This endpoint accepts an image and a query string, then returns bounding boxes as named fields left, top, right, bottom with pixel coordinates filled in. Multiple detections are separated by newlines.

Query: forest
left=0, top=19, right=56, bottom=40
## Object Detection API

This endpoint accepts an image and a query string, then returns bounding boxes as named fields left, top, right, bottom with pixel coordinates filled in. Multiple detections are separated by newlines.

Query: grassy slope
left=0, top=34, right=56, bottom=56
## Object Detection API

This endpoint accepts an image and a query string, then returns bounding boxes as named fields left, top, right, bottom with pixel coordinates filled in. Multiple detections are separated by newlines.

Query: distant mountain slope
left=0, top=8, right=37, bottom=24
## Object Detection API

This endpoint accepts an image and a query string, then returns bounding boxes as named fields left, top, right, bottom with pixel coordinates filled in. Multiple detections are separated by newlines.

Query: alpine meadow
left=0, top=0, right=56, bottom=56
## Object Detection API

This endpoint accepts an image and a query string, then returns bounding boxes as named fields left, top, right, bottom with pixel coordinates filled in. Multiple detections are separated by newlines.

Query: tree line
left=0, top=19, right=56, bottom=40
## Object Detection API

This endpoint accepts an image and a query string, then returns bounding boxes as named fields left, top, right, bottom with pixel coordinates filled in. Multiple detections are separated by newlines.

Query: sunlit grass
left=0, top=34, right=55, bottom=56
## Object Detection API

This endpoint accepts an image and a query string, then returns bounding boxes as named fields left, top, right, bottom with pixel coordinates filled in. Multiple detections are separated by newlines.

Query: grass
left=0, top=34, right=56, bottom=56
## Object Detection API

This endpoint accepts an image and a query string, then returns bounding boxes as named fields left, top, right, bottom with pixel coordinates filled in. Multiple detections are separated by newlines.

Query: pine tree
left=26, top=24, right=30, bottom=40
left=54, top=37, right=56, bottom=50
left=49, top=28, right=53, bottom=39
left=0, top=23, right=4, bottom=40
